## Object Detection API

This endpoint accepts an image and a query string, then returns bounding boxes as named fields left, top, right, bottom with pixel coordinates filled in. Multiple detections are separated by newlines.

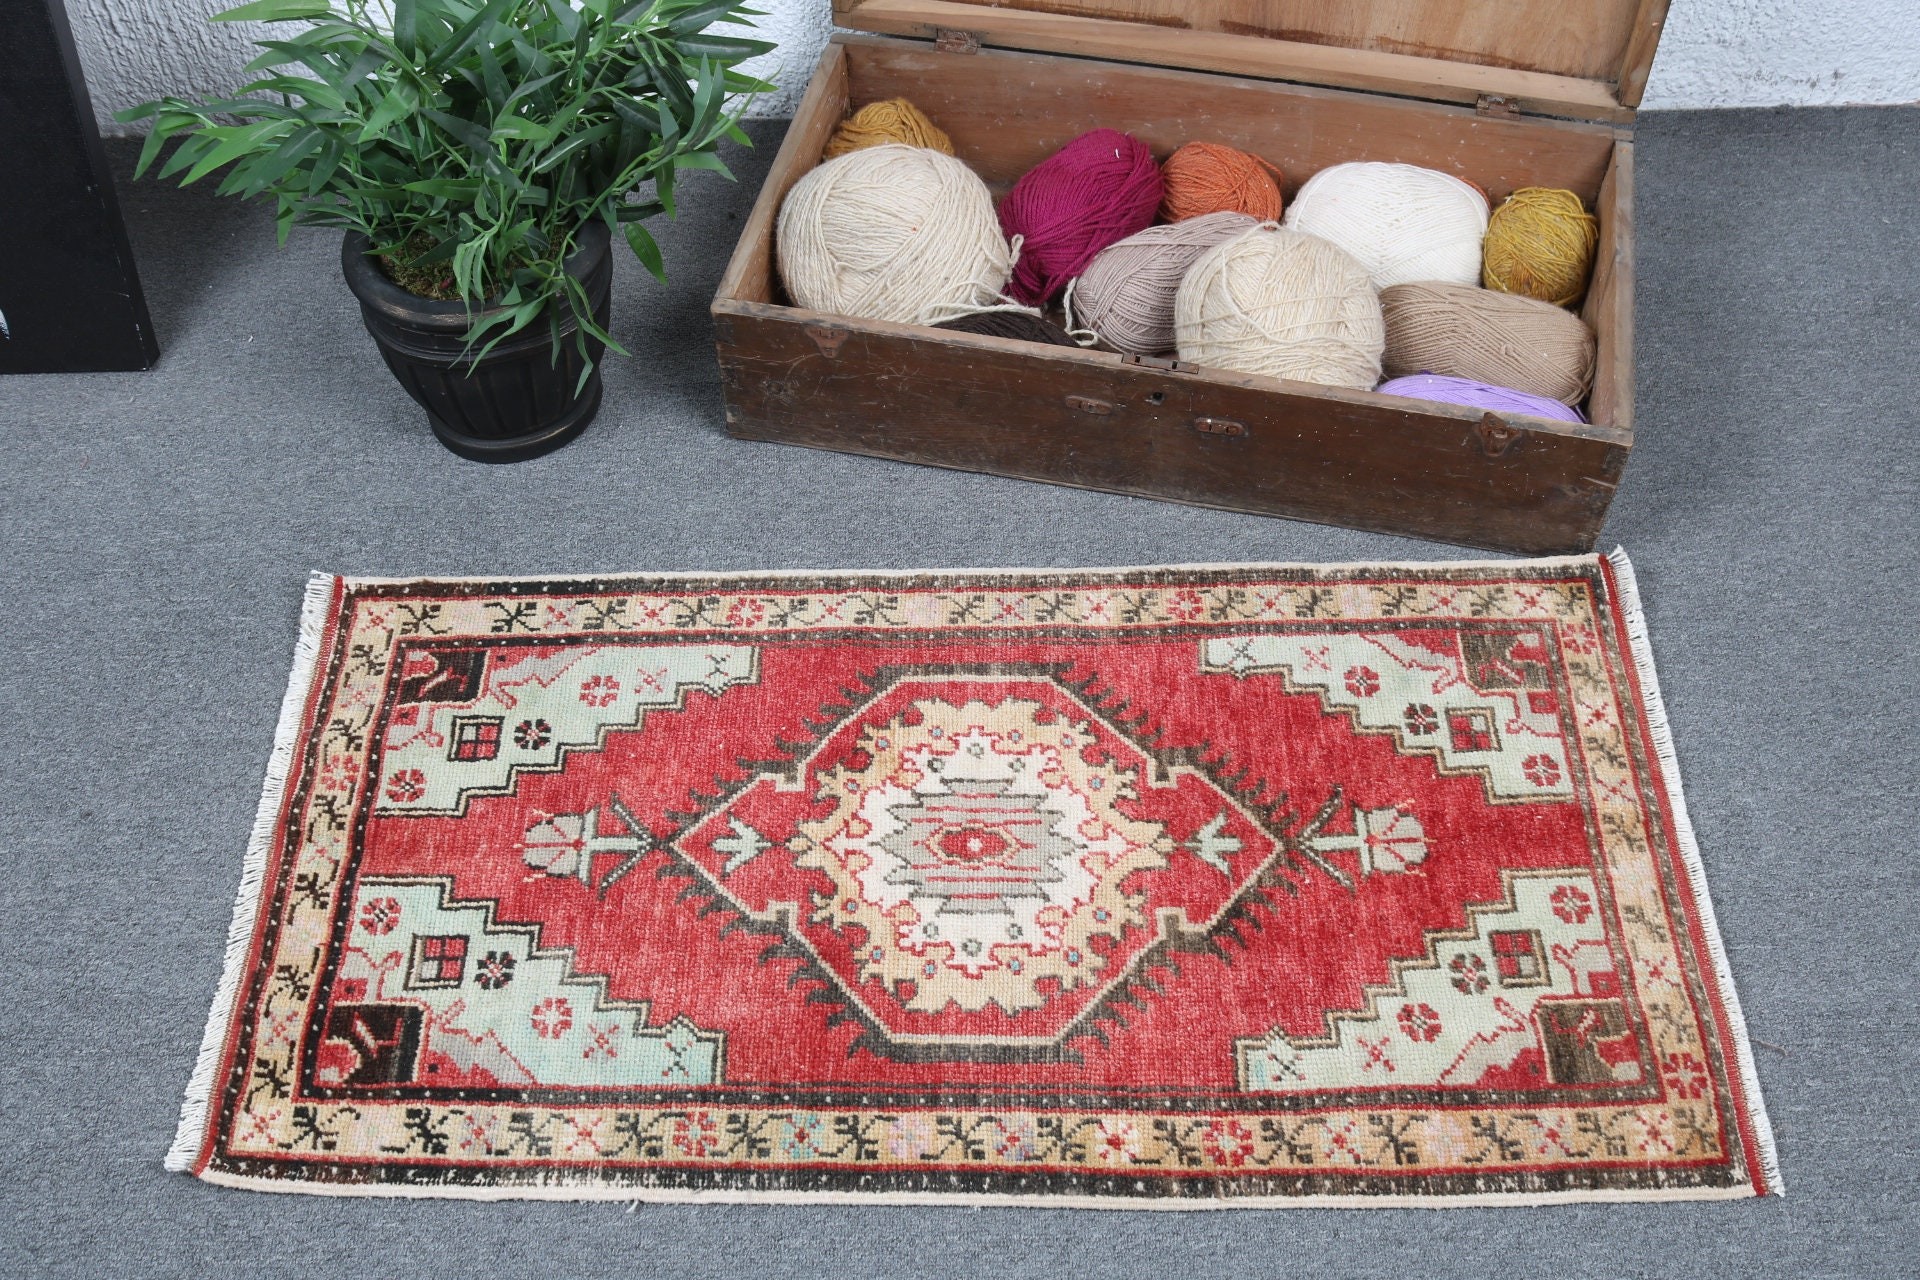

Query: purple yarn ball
left=1376, top=373, right=1585, bottom=422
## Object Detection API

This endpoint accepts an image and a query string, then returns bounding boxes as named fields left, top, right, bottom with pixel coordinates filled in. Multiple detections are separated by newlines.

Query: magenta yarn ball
left=1376, top=373, right=1586, bottom=422
left=999, top=129, right=1162, bottom=306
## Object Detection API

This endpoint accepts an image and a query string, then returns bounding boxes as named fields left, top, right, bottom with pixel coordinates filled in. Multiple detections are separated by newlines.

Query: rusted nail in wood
left=806, top=326, right=850, bottom=358
left=1065, top=394, right=1115, bottom=416
left=1476, top=413, right=1522, bottom=456
left=1194, top=417, right=1247, bottom=438
left=934, top=27, right=981, bottom=54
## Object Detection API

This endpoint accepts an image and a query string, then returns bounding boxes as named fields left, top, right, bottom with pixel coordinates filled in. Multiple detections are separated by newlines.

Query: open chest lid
left=832, top=0, right=1668, bottom=124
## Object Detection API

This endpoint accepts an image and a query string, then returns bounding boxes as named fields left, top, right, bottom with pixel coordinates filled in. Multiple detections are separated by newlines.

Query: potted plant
left=123, top=0, right=773, bottom=461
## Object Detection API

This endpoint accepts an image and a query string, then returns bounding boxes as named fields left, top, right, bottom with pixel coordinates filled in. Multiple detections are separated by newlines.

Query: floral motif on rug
left=169, top=553, right=1779, bottom=1205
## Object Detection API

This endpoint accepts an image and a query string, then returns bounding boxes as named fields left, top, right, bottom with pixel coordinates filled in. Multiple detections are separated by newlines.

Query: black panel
left=0, top=0, right=158, bottom=373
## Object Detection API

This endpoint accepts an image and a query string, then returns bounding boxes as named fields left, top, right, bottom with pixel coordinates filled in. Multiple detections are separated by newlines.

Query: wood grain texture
left=837, top=0, right=1638, bottom=120
left=714, top=42, right=848, bottom=304
left=713, top=300, right=1628, bottom=554
left=839, top=37, right=1620, bottom=200
left=1582, top=143, right=1634, bottom=437
left=1614, top=0, right=1672, bottom=109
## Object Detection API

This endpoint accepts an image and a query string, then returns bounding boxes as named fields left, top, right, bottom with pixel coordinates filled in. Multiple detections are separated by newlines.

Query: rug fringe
left=1604, top=546, right=1784, bottom=1197
left=193, top=1165, right=1763, bottom=1209
left=165, top=571, right=340, bottom=1174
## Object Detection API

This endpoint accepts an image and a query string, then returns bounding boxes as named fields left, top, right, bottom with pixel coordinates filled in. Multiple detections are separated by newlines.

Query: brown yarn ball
left=1380, top=281, right=1596, bottom=405
left=823, top=98, right=955, bottom=160
left=934, top=310, right=1079, bottom=346
left=1159, top=142, right=1284, bottom=222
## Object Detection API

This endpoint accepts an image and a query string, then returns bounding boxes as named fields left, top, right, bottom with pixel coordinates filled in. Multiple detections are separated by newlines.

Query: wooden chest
left=712, top=0, right=1667, bottom=554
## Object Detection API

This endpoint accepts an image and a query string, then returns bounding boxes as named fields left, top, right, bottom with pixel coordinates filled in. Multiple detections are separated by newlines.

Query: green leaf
left=667, top=1, right=746, bottom=37
left=180, top=121, right=292, bottom=184
left=624, top=221, right=666, bottom=282
left=532, top=122, right=613, bottom=173
left=357, top=83, right=418, bottom=143
left=391, top=0, right=418, bottom=53
left=674, top=34, right=773, bottom=60
left=425, top=0, right=522, bottom=72
left=211, top=0, right=333, bottom=22
left=223, top=124, right=325, bottom=197
left=673, top=149, right=731, bottom=178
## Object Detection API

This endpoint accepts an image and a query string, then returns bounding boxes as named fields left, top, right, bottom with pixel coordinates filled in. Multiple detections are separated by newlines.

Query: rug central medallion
left=795, top=692, right=1173, bottom=1016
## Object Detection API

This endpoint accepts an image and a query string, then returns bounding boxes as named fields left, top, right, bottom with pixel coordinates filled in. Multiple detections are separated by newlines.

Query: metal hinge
left=1123, top=353, right=1200, bottom=374
left=934, top=27, right=981, bottom=54
left=1476, top=93, right=1521, bottom=118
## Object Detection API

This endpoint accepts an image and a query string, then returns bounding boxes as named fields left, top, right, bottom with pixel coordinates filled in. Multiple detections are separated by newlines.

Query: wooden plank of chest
left=713, top=302, right=1628, bottom=555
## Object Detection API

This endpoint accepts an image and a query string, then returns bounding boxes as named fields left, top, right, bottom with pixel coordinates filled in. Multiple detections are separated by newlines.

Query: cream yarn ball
left=777, top=144, right=1013, bottom=325
left=1284, top=161, right=1490, bottom=289
left=1174, top=224, right=1384, bottom=389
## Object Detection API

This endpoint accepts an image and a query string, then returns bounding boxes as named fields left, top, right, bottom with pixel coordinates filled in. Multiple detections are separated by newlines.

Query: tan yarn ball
left=1284, top=161, right=1489, bottom=289
left=1175, top=225, right=1385, bottom=389
left=777, top=144, right=1013, bottom=326
left=1380, top=281, right=1596, bottom=405
left=1067, top=211, right=1257, bottom=355
left=822, top=98, right=955, bottom=160
left=1482, top=187, right=1600, bottom=307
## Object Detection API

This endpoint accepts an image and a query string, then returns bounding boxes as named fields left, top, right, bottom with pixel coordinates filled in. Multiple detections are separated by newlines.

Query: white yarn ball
left=777, top=144, right=1013, bottom=326
left=1175, top=224, right=1384, bottom=389
left=1283, top=161, right=1490, bottom=289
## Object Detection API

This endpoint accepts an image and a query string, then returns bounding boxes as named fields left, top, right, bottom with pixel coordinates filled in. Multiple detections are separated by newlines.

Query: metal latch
left=1476, top=93, right=1521, bottom=118
left=1123, top=353, right=1200, bottom=374
left=934, top=27, right=981, bottom=54
left=1476, top=413, right=1523, bottom=456
left=1194, top=417, right=1247, bottom=438
left=806, top=325, right=849, bottom=358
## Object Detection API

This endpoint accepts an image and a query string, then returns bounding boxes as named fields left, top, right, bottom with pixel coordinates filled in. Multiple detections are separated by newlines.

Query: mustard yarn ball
left=777, top=144, right=1012, bottom=326
left=1482, top=187, right=1601, bottom=307
left=1175, top=224, right=1384, bottom=389
left=823, top=98, right=955, bottom=160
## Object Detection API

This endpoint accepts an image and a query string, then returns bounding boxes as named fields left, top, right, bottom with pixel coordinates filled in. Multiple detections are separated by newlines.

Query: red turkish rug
left=169, top=552, right=1778, bottom=1205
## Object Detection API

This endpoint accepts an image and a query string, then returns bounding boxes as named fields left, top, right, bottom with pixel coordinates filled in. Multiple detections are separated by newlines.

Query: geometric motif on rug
left=170, top=554, right=1778, bottom=1205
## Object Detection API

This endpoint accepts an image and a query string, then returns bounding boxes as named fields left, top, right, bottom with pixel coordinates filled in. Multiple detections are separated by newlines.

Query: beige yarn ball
left=1284, top=161, right=1490, bottom=289
left=1175, top=224, right=1384, bottom=389
left=1380, top=280, right=1597, bottom=405
left=1066, top=211, right=1257, bottom=355
left=777, top=144, right=1013, bottom=326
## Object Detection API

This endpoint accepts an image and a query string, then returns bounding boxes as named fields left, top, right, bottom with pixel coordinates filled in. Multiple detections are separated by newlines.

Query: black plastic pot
left=340, top=223, right=611, bottom=462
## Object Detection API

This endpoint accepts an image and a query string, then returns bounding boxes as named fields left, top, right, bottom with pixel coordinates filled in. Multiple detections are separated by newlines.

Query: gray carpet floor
left=2, top=107, right=1916, bottom=1278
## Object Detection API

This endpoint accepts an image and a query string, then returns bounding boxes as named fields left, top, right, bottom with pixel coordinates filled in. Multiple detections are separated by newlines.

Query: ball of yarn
left=934, top=309, right=1079, bottom=346
left=1067, top=212, right=1257, bottom=355
left=1160, top=142, right=1284, bottom=222
left=823, top=98, right=954, bottom=161
left=1284, top=161, right=1489, bottom=289
left=1376, top=373, right=1585, bottom=423
left=999, top=129, right=1162, bottom=306
left=1380, top=281, right=1596, bottom=405
left=777, top=144, right=1012, bottom=326
left=1482, top=187, right=1600, bottom=307
left=1175, top=225, right=1384, bottom=389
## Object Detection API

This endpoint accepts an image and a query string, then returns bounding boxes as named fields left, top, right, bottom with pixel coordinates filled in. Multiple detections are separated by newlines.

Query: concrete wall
left=70, top=0, right=1920, bottom=134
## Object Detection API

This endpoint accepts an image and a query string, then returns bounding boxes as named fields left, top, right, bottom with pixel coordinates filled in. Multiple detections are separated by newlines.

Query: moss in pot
left=122, top=0, right=773, bottom=461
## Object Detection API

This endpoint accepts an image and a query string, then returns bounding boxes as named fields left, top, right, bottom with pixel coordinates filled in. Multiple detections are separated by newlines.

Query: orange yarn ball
left=1159, top=142, right=1285, bottom=222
